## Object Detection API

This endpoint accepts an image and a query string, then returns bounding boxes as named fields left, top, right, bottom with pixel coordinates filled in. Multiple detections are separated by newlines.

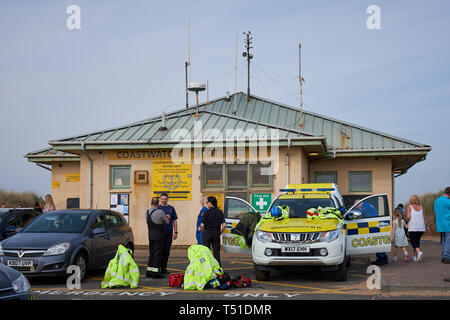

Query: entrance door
left=344, top=194, right=392, bottom=255
left=222, top=197, right=258, bottom=254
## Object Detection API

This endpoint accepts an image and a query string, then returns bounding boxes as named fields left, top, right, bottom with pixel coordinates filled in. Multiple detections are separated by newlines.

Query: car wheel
left=333, top=256, right=348, bottom=281
left=74, top=252, right=87, bottom=282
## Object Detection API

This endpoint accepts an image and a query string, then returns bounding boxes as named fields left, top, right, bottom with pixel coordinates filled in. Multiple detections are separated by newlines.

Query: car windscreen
left=270, top=197, right=335, bottom=218
left=22, top=212, right=90, bottom=233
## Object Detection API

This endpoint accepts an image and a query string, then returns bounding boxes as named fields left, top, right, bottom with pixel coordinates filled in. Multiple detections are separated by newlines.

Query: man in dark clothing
left=158, top=193, right=178, bottom=274
left=146, top=197, right=169, bottom=278
left=200, top=196, right=226, bottom=266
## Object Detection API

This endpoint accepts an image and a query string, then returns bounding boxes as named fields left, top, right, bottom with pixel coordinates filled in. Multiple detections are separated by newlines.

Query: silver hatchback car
left=0, top=209, right=134, bottom=281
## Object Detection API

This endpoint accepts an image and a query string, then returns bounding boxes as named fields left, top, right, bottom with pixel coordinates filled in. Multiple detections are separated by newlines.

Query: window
left=251, top=164, right=272, bottom=187
left=349, top=171, right=372, bottom=193
left=110, top=166, right=131, bottom=189
left=314, top=171, right=337, bottom=184
left=350, top=194, right=389, bottom=218
left=224, top=197, right=256, bottom=219
left=203, top=164, right=223, bottom=187
left=105, top=213, right=121, bottom=230
left=91, top=215, right=106, bottom=229
left=226, top=164, right=247, bottom=188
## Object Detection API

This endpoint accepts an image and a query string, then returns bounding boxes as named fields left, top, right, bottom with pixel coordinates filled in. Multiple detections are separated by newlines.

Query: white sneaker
left=413, top=256, right=417, bottom=262
left=417, top=251, right=424, bottom=262
left=392, top=256, right=398, bottom=262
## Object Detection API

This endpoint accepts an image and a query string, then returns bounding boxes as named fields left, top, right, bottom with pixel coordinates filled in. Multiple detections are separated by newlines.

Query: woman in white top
left=406, top=194, right=431, bottom=262
left=43, top=194, right=56, bottom=213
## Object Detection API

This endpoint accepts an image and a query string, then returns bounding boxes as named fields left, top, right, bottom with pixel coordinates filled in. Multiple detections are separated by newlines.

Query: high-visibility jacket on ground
left=101, top=244, right=140, bottom=289
left=183, top=245, right=223, bottom=291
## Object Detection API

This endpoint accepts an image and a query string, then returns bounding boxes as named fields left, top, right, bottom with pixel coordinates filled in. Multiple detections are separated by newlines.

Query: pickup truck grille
left=272, top=232, right=321, bottom=243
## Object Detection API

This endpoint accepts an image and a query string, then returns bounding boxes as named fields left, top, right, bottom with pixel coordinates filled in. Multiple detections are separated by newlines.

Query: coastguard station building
left=25, top=93, right=431, bottom=246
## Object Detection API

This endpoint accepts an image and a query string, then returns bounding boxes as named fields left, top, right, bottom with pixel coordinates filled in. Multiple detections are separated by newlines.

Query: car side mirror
left=92, top=227, right=106, bottom=236
left=345, top=210, right=362, bottom=220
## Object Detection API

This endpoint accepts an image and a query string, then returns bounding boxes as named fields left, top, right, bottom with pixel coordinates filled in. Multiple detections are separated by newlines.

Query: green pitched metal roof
left=47, top=92, right=430, bottom=155
left=24, top=147, right=80, bottom=164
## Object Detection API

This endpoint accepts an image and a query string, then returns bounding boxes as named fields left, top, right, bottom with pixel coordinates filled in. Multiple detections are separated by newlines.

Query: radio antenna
left=233, top=32, right=238, bottom=114
left=298, top=43, right=305, bottom=128
left=243, top=31, right=253, bottom=101
left=185, top=18, right=191, bottom=110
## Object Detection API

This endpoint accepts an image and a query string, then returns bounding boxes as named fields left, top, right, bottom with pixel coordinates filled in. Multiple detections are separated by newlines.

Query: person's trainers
left=417, top=251, right=424, bottom=262
left=413, top=256, right=417, bottom=262
left=392, top=256, right=398, bottom=262
left=404, top=254, right=409, bottom=263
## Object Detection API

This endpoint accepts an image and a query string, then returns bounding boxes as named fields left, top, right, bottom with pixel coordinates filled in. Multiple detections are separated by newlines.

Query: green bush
left=0, top=189, right=44, bottom=208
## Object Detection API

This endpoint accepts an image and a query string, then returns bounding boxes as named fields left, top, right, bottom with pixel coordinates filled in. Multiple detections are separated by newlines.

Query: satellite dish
left=187, top=82, right=206, bottom=93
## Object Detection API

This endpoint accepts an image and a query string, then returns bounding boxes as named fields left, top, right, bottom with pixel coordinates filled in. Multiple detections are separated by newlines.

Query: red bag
left=169, top=273, right=184, bottom=288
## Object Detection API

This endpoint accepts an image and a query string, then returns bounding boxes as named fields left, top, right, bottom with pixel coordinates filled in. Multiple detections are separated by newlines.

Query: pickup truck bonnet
left=258, top=218, right=339, bottom=233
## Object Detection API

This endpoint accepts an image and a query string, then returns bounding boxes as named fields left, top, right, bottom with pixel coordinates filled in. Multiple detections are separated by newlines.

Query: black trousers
left=202, top=229, right=221, bottom=266
left=409, top=231, right=424, bottom=250
left=148, top=236, right=164, bottom=277
left=161, top=232, right=173, bottom=274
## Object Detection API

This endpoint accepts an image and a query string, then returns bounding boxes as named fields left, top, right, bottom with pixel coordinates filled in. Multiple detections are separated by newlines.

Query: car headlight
left=12, top=274, right=31, bottom=294
left=0, top=242, right=3, bottom=256
left=43, top=242, right=70, bottom=256
left=256, top=230, right=273, bottom=243
left=320, top=229, right=341, bottom=243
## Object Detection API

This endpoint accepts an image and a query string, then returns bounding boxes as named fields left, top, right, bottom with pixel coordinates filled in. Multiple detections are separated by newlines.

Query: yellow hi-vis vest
left=255, top=205, right=290, bottom=230
left=306, top=207, right=343, bottom=223
left=101, top=244, right=140, bottom=289
left=183, top=245, right=223, bottom=291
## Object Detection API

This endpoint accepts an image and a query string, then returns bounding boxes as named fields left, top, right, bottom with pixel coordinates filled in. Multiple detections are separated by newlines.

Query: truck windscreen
left=270, top=198, right=335, bottom=218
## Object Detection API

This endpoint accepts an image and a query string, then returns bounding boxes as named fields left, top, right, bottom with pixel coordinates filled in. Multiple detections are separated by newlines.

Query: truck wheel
left=254, top=268, right=270, bottom=281
left=333, top=256, right=348, bottom=281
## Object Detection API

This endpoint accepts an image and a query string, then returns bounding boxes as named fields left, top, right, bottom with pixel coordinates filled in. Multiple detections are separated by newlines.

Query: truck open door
left=344, top=194, right=392, bottom=256
left=222, top=197, right=258, bottom=254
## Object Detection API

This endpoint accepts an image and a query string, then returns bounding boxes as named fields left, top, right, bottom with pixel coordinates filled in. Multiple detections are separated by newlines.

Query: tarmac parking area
left=28, top=242, right=450, bottom=300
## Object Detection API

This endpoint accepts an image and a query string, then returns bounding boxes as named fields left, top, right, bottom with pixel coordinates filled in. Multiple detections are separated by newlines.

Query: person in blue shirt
left=158, top=193, right=178, bottom=275
left=434, top=187, right=450, bottom=267
left=196, top=196, right=208, bottom=245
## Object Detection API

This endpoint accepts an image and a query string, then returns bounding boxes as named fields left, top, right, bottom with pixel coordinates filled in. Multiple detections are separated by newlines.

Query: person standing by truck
left=146, top=197, right=169, bottom=278
left=200, top=196, right=226, bottom=266
left=158, top=193, right=178, bottom=275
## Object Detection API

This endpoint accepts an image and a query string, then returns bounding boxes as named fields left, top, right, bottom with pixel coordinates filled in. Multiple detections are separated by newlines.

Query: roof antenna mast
left=242, top=31, right=253, bottom=101
left=298, top=43, right=305, bottom=128
left=233, top=32, right=238, bottom=115
left=185, top=17, right=191, bottom=110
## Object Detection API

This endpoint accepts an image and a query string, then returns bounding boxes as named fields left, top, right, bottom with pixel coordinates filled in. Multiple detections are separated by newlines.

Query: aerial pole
left=185, top=18, right=191, bottom=110
left=298, top=43, right=305, bottom=128
left=242, top=31, right=253, bottom=101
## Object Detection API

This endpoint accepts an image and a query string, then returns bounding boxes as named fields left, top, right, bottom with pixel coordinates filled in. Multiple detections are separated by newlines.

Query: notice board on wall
left=151, top=161, right=192, bottom=200
left=110, top=193, right=130, bottom=223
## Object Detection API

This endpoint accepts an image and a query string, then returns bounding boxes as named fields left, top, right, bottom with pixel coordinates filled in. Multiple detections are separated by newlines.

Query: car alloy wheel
left=75, top=253, right=87, bottom=281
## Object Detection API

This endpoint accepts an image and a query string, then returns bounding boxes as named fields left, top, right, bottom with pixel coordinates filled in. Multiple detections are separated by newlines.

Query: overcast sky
left=1, top=0, right=449, bottom=205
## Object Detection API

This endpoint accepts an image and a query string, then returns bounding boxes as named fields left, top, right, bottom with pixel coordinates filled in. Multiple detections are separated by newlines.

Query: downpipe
left=81, top=142, right=92, bottom=209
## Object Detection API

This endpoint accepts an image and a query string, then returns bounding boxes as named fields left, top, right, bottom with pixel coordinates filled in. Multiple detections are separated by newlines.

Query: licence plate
left=7, top=260, right=33, bottom=267
left=281, top=245, right=310, bottom=253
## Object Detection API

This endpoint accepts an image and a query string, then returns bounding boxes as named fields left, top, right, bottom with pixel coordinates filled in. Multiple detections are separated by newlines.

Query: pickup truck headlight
left=320, top=229, right=340, bottom=243
left=12, top=274, right=31, bottom=294
left=43, top=242, right=70, bottom=256
left=256, top=230, right=273, bottom=243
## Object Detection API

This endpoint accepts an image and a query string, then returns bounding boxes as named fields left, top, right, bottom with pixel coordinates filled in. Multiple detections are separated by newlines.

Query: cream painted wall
left=51, top=161, right=80, bottom=210
left=311, top=156, right=393, bottom=210
left=51, top=148, right=393, bottom=246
